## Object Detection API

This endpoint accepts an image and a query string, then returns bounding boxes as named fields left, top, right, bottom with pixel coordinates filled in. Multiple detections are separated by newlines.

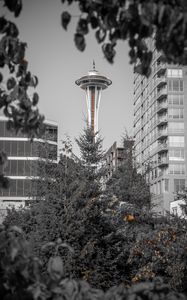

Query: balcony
left=156, top=63, right=167, bottom=75
left=156, top=77, right=167, bottom=88
left=157, top=143, right=168, bottom=153
left=157, top=88, right=167, bottom=101
left=157, top=102, right=168, bottom=113
left=157, top=117, right=168, bottom=127
left=158, top=157, right=169, bottom=167
left=158, top=130, right=168, bottom=140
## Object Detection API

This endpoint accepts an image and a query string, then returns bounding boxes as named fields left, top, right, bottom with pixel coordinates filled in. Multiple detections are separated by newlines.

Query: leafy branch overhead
left=61, top=0, right=187, bottom=77
left=0, top=0, right=44, bottom=138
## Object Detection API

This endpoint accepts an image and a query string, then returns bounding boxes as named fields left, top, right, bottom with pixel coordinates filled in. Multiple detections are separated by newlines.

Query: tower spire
left=75, top=66, right=112, bottom=133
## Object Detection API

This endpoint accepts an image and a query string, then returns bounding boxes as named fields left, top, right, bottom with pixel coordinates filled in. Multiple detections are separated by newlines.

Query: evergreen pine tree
left=75, top=127, right=106, bottom=198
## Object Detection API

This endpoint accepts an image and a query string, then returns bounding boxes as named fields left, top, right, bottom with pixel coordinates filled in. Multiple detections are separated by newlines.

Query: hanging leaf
left=61, top=11, right=71, bottom=30
left=95, top=28, right=106, bottom=43
left=74, top=33, right=86, bottom=51
left=6, top=22, right=19, bottom=38
left=77, top=18, right=89, bottom=35
left=4, top=0, right=22, bottom=17
left=102, top=43, right=116, bottom=63
left=90, top=16, right=99, bottom=29
left=32, top=93, right=39, bottom=106
left=7, top=77, right=16, bottom=90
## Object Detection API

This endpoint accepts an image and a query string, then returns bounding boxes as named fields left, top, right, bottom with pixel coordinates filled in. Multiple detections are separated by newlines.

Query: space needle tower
left=75, top=62, right=112, bottom=133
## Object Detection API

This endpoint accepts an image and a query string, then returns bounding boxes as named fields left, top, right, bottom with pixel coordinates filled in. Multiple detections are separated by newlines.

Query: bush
left=0, top=225, right=187, bottom=300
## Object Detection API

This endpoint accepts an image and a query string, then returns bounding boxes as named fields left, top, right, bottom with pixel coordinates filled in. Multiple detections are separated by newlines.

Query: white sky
left=6, top=0, right=134, bottom=155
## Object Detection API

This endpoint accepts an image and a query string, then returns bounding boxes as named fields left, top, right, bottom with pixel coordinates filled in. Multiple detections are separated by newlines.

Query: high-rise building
left=0, top=116, right=58, bottom=220
left=104, top=140, right=134, bottom=181
left=133, top=39, right=187, bottom=214
left=75, top=62, right=112, bottom=133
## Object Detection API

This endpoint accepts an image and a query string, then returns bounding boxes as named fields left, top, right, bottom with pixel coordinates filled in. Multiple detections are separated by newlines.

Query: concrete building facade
left=0, top=116, right=58, bottom=219
left=104, top=139, right=134, bottom=181
left=133, top=39, right=187, bottom=214
left=105, top=142, right=125, bottom=180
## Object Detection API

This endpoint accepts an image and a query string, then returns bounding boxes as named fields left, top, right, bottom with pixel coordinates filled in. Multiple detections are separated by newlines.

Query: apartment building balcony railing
left=157, top=87, right=167, bottom=101
left=158, top=157, right=169, bottom=167
left=157, top=102, right=168, bottom=113
left=157, top=117, right=168, bottom=126
left=156, top=63, right=167, bottom=75
left=157, top=77, right=167, bottom=88
left=157, top=143, right=168, bottom=153
left=158, top=130, right=168, bottom=140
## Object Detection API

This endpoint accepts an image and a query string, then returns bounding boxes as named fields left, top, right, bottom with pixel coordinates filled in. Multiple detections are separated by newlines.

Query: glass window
left=25, top=141, right=32, bottom=156
left=168, top=108, right=184, bottom=119
left=11, top=141, right=17, bottom=156
left=173, top=80, right=179, bottom=91
left=4, top=141, right=11, bottom=156
left=167, top=69, right=183, bottom=78
left=25, top=160, right=31, bottom=176
left=4, top=160, right=11, bottom=175
left=169, top=122, right=184, bottom=133
left=17, top=142, right=25, bottom=156
left=169, top=136, right=184, bottom=147
left=174, top=179, right=185, bottom=193
left=180, top=79, right=183, bottom=91
left=169, top=164, right=185, bottom=174
left=17, top=180, right=24, bottom=196
left=0, top=121, right=5, bottom=136
left=164, top=179, right=169, bottom=192
left=0, top=140, right=4, bottom=152
left=10, top=160, right=17, bottom=176
left=9, top=179, right=17, bottom=196
left=169, top=148, right=185, bottom=160
left=18, top=160, right=25, bottom=175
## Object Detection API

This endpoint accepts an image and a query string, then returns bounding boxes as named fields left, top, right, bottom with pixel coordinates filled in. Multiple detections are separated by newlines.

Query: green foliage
left=1, top=225, right=187, bottom=300
left=75, top=127, right=106, bottom=197
left=61, top=0, right=187, bottom=76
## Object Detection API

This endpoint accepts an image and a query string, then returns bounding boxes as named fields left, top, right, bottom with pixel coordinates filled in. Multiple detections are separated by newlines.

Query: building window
left=174, top=179, right=185, bottom=193
left=167, top=69, right=183, bottom=78
left=158, top=181, right=162, bottom=194
left=169, top=136, right=184, bottom=147
left=168, top=94, right=184, bottom=105
left=169, top=148, right=185, bottom=161
left=169, top=164, right=185, bottom=175
left=164, top=179, right=169, bottom=192
left=168, top=122, right=184, bottom=133
left=168, top=79, right=183, bottom=92
left=168, top=108, right=184, bottom=119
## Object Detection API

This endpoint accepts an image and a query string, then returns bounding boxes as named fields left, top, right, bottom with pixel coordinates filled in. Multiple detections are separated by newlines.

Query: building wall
left=0, top=117, right=58, bottom=218
left=104, top=141, right=134, bottom=180
left=133, top=40, right=187, bottom=214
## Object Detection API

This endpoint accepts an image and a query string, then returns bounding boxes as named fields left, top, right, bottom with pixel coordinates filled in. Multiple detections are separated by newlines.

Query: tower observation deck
left=75, top=62, right=112, bottom=133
